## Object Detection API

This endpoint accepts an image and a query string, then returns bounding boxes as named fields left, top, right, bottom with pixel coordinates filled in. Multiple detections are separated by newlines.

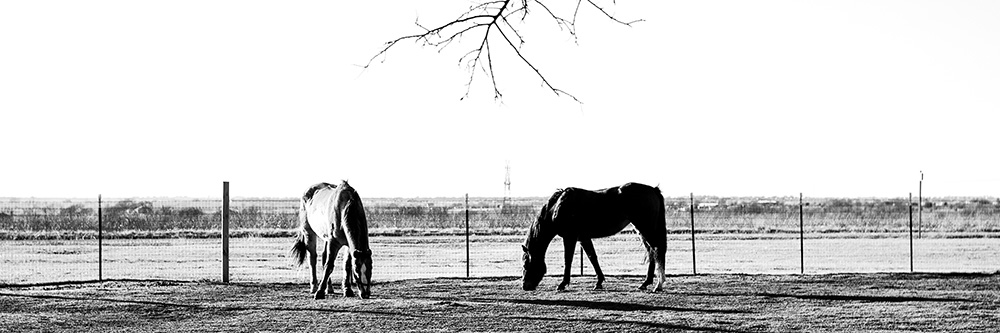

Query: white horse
left=291, top=181, right=373, bottom=299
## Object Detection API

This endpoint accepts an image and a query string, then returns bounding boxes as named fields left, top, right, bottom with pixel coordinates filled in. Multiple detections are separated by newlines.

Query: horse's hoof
left=593, top=285, right=604, bottom=291
left=557, top=284, right=567, bottom=291
left=637, top=285, right=649, bottom=291
left=314, top=292, right=326, bottom=300
left=344, top=289, right=355, bottom=298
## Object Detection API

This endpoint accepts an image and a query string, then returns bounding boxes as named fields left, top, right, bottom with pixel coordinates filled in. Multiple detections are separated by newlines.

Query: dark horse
left=291, top=181, right=373, bottom=299
left=521, top=182, right=667, bottom=291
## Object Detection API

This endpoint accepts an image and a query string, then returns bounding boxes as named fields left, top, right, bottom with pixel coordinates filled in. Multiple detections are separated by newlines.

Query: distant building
left=697, top=202, right=719, bottom=210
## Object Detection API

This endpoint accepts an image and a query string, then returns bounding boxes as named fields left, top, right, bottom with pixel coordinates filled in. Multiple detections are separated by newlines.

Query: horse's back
left=617, top=182, right=664, bottom=221
left=302, top=183, right=339, bottom=241
left=550, top=187, right=629, bottom=238
left=548, top=183, right=664, bottom=239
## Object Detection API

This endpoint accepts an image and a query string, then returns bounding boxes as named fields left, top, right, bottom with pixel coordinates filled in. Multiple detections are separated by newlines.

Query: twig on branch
left=363, top=0, right=640, bottom=102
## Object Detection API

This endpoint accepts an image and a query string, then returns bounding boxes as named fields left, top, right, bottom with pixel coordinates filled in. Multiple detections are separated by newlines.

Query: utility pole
left=501, top=161, right=511, bottom=213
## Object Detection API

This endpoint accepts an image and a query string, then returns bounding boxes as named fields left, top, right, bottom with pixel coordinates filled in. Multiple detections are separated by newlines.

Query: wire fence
left=1, top=189, right=999, bottom=286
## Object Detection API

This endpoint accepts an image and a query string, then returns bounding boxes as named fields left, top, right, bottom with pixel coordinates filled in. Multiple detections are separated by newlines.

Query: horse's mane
left=541, top=188, right=566, bottom=219
left=340, top=183, right=370, bottom=250
left=525, top=189, right=566, bottom=248
left=343, top=188, right=366, bottom=225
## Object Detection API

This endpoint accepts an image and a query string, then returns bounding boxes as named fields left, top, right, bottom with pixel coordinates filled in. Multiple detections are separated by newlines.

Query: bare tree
left=365, top=0, right=641, bottom=102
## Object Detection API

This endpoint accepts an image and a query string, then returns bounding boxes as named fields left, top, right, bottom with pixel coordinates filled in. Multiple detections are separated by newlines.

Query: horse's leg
left=326, top=263, right=335, bottom=295
left=558, top=236, right=577, bottom=291
left=639, top=241, right=655, bottom=290
left=636, top=233, right=667, bottom=292
left=323, top=242, right=336, bottom=295
left=315, top=241, right=340, bottom=300
left=307, top=233, right=319, bottom=293
left=653, top=240, right=666, bottom=292
left=579, top=238, right=604, bottom=290
left=342, top=250, right=355, bottom=297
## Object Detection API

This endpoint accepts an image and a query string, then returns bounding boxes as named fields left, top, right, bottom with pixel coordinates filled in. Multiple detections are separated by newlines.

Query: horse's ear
left=521, top=245, right=528, bottom=253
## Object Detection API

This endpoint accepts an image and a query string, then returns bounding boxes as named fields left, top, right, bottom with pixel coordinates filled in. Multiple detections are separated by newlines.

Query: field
left=3, top=235, right=1000, bottom=284
left=3, top=197, right=999, bottom=331
left=2, top=273, right=998, bottom=332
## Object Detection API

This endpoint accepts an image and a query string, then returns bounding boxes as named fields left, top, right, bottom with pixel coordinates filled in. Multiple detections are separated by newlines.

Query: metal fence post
left=909, top=192, right=914, bottom=273
left=690, top=193, right=696, bottom=275
left=98, top=194, right=103, bottom=282
left=465, top=193, right=470, bottom=278
left=222, top=182, right=230, bottom=283
left=799, top=193, right=804, bottom=275
left=918, top=171, right=923, bottom=239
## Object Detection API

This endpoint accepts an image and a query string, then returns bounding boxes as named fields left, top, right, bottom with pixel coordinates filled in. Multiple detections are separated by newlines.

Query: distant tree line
left=1, top=198, right=997, bottom=234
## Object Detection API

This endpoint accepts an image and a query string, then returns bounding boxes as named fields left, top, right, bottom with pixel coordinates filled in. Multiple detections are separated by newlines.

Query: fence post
left=918, top=171, right=923, bottom=239
left=799, top=193, right=804, bottom=275
left=465, top=193, right=470, bottom=278
left=98, top=194, right=103, bottom=282
left=690, top=193, right=696, bottom=275
left=222, top=181, right=230, bottom=283
left=909, top=192, right=914, bottom=273
left=580, top=247, right=584, bottom=276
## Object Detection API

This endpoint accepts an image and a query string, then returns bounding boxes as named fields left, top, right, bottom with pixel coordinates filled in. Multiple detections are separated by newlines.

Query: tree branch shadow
left=504, top=315, right=746, bottom=332
left=0, top=291, right=424, bottom=318
left=755, top=292, right=975, bottom=303
left=482, top=297, right=747, bottom=313
left=680, top=291, right=975, bottom=303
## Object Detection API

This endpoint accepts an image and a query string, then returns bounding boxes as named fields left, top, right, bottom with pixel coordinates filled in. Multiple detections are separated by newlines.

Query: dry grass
left=2, top=196, right=998, bottom=239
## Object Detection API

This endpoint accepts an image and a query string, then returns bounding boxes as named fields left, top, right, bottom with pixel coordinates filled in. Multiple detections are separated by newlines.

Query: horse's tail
left=290, top=198, right=310, bottom=266
left=656, top=187, right=667, bottom=245
left=652, top=185, right=665, bottom=223
left=291, top=231, right=309, bottom=266
left=643, top=186, right=668, bottom=264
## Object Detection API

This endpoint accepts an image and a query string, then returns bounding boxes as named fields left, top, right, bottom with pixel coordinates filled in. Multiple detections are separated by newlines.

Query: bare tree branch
left=585, top=0, right=643, bottom=26
left=363, top=0, right=640, bottom=103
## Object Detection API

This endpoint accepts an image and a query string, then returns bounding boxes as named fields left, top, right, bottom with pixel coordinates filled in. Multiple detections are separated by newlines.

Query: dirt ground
left=2, top=273, right=998, bottom=332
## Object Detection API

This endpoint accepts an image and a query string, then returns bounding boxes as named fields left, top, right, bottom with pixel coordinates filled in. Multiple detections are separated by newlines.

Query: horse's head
left=353, top=249, right=373, bottom=299
left=521, top=245, right=546, bottom=291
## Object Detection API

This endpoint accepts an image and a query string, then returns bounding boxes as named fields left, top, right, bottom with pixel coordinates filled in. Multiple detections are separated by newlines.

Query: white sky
left=1, top=1, right=998, bottom=199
